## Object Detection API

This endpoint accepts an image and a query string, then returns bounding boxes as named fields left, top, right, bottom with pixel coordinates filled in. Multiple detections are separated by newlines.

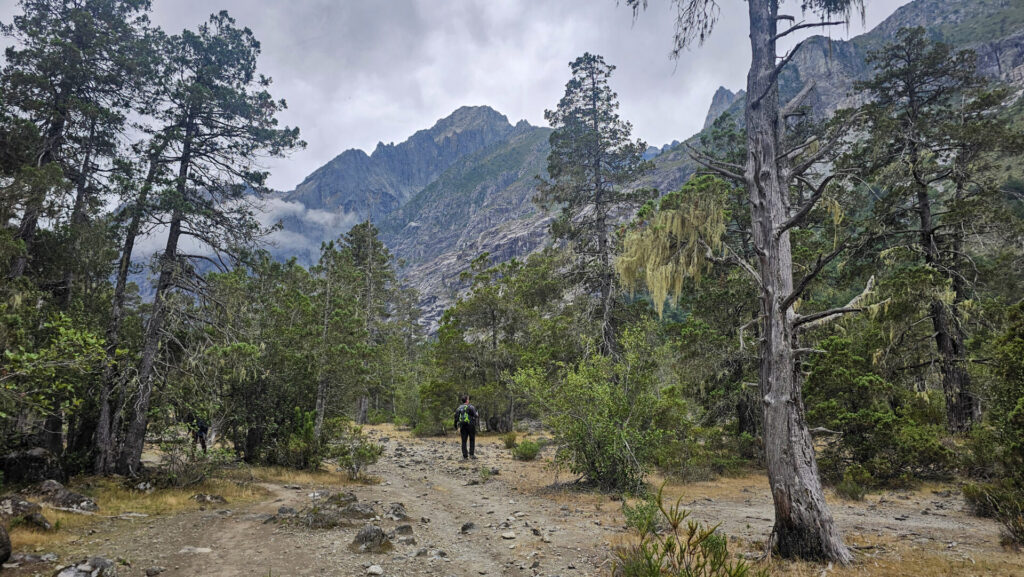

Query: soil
left=3, top=426, right=1021, bottom=577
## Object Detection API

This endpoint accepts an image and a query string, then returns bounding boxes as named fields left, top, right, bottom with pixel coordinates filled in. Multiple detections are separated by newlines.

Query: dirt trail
left=11, top=428, right=1020, bottom=577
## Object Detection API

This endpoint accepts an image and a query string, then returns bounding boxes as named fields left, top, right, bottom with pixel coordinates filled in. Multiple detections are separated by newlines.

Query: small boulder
left=460, top=522, right=475, bottom=534
left=144, top=567, right=166, bottom=577
left=191, top=494, right=227, bottom=504
left=325, top=491, right=357, bottom=506
left=349, top=524, right=392, bottom=553
left=53, top=556, right=117, bottom=577
left=385, top=502, right=409, bottom=521
left=301, top=507, right=350, bottom=529
left=395, top=524, right=413, bottom=535
left=26, top=480, right=98, bottom=512
left=340, top=502, right=376, bottom=519
left=366, top=565, right=383, bottom=575
left=0, top=448, right=64, bottom=484
left=277, top=506, right=297, bottom=516
left=502, top=531, right=516, bottom=539
left=0, top=495, right=53, bottom=530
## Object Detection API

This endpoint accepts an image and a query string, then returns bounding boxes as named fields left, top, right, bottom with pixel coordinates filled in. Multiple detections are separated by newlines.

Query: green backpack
left=457, top=406, right=472, bottom=426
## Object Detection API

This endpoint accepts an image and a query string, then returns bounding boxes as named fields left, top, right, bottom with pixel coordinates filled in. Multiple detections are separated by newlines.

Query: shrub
left=615, top=486, right=766, bottom=577
left=512, top=323, right=665, bottom=493
left=326, top=420, right=383, bottom=479
left=834, top=464, right=872, bottom=501
left=512, top=440, right=540, bottom=461
left=805, top=337, right=953, bottom=487
left=622, top=494, right=661, bottom=535
left=964, top=481, right=1024, bottom=547
left=501, top=432, right=518, bottom=449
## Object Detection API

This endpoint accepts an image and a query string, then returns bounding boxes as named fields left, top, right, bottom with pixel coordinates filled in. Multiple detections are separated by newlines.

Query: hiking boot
left=470, top=455, right=477, bottom=459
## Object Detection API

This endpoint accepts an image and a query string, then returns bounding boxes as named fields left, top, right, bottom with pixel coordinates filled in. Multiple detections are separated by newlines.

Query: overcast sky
left=1, top=0, right=911, bottom=191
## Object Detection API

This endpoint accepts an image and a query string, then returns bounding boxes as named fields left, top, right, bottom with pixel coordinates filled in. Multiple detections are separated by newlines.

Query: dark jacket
left=454, top=403, right=478, bottom=430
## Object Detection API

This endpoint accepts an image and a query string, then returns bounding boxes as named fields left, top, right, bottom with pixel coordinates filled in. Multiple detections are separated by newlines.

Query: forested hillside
left=1, top=0, right=1024, bottom=574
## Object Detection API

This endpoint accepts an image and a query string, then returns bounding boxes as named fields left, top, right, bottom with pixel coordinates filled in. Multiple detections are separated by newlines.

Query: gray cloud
left=2, top=0, right=910, bottom=191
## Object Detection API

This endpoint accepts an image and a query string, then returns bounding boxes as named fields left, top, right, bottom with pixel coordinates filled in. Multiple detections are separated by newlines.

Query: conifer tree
left=537, top=53, right=652, bottom=356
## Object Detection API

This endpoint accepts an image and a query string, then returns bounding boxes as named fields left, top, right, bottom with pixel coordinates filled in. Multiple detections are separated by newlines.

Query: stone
left=177, top=547, right=212, bottom=554
left=366, top=565, right=384, bottom=575
left=301, top=507, right=351, bottom=529
left=397, top=536, right=417, bottom=545
left=53, top=556, right=117, bottom=577
left=26, top=480, right=98, bottom=512
left=340, top=502, right=377, bottom=519
left=191, top=494, right=226, bottom=504
left=0, top=448, right=64, bottom=484
left=460, top=522, right=475, bottom=534
left=350, top=524, right=392, bottom=554
left=502, top=532, right=516, bottom=539
left=144, top=567, right=166, bottom=576
left=277, top=506, right=297, bottom=515
left=395, top=524, right=414, bottom=535
left=325, top=491, right=357, bottom=506
left=0, top=495, right=53, bottom=530
left=385, top=502, right=409, bottom=520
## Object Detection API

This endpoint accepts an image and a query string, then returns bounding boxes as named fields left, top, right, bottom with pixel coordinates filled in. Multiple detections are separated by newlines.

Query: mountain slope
left=284, top=106, right=515, bottom=221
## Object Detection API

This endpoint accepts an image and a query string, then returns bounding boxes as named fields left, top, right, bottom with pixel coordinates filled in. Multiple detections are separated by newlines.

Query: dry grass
left=7, top=475, right=266, bottom=551
left=230, top=465, right=350, bottom=487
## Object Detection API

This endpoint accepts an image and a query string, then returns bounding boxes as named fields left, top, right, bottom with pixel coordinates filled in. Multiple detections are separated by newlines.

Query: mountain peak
left=702, top=86, right=744, bottom=130
left=428, top=105, right=511, bottom=142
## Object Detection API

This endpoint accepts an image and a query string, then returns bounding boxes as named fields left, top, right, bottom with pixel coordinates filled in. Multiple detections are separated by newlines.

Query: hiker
left=189, top=414, right=209, bottom=454
left=454, top=395, right=478, bottom=459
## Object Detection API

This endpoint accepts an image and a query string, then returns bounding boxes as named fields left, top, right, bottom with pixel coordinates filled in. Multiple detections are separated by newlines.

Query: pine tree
left=537, top=53, right=652, bottom=356
left=116, top=11, right=303, bottom=474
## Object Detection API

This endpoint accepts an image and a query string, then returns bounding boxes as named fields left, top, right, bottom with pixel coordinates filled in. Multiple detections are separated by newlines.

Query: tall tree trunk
left=915, top=183, right=977, bottom=432
left=61, top=120, right=97, bottom=308
left=95, top=145, right=165, bottom=475
left=118, top=122, right=192, bottom=475
left=745, top=0, right=851, bottom=563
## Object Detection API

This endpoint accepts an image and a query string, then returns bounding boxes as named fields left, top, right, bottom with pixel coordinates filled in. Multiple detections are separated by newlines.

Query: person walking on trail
left=454, top=395, right=478, bottom=459
left=189, top=414, right=209, bottom=454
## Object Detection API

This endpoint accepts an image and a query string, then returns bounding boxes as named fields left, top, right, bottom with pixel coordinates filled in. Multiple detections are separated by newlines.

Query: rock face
left=284, top=105, right=514, bottom=221
left=702, top=86, right=744, bottom=129
left=350, top=524, right=392, bottom=553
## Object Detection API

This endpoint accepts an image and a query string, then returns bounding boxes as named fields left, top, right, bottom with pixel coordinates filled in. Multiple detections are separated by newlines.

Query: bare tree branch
left=774, top=20, right=847, bottom=41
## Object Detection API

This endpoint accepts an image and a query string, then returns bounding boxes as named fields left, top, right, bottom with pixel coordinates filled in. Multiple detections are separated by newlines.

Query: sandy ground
left=4, top=426, right=1023, bottom=577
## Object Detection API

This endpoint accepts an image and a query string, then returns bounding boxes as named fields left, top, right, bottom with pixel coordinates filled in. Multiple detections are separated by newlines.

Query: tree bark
left=914, top=180, right=978, bottom=432
left=95, top=144, right=166, bottom=475
left=745, top=0, right=851, bottom=563
left=117, top=119, right=193, bottom=475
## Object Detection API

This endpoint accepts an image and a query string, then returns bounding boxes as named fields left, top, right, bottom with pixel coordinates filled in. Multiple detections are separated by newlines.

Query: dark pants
left=194, top=431, right=207, bottom=453
left=460, top=426, right=476, bottom=458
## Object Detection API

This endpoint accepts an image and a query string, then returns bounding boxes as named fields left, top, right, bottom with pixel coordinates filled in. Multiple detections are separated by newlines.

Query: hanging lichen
left=616, top=175, right=730, bottom=317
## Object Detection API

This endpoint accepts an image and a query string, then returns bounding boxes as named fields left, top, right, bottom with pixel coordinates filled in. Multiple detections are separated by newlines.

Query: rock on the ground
left=385, top=502, right=409, bottom=520
left=349, top=524, right=392, bottom=553
left=460, top=522, right=475, bottom=533
left=144, top=567, right=165, bottom=576
left=277, top=506, right=297, bottom=515
left=0, top=524, right=10, bottom=565
left=177, top=547, right=212, bottom=554
left=26, top=480, right=98, bottom=512
left=0, top=495, right=53, bottom=530
left=191, top=494, right=227, bottom=504
left=326, top=491, right=357, bottom=506
left=301, top=507, right=351, bottom=529
left=340, top=502, right=377, bottom=519
left=53, top=557, right=117, bottom=577
left=0, top=447, right=64, bottom=484
left=366, top=565, right=383, bottom=575
left=395, top=524, right=413, bottom=535
left=502, top=531, right=516, bottom=539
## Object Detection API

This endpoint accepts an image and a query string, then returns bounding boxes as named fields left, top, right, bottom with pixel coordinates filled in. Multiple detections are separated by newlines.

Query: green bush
left=272, top=408, right=323, bottom=470
left=622, top=494, right=661, bottom=534
left=512, top=323, right=665, bottom=493
left=501, top=432, right=519, bottom=449
left=963, top=481, right=1024, bottom=547
left=615, top=486, right=766, bottom=577
left=834, top=464, right=872, bottom=501
left=512, top=439, right=540, bottom=461
left=805, top=337, right=953, bottom=488
left=325, top=420, right=383, bottom=479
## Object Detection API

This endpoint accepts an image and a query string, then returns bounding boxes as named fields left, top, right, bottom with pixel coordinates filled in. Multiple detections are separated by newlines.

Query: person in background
left=453, top=395, right=478, bottom=459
